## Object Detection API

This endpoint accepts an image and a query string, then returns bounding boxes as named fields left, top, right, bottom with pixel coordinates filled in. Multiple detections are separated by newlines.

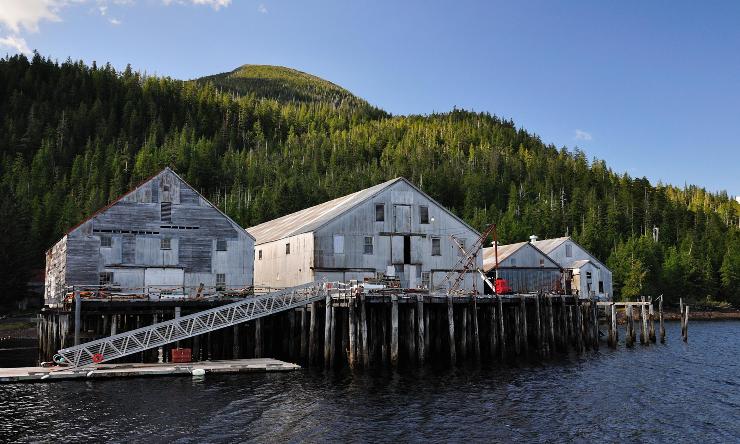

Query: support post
left=233, top=324, right=240, bottom=359
left=407, top=304, right=416, bottom=361
left=574, top=295, right=583, bottom=353
left=489, top=304, right=497, bottom=358
left=513, top=303, right=521, bottom=356
left=659, top=297, right=665, bottom=343
left=110, top=314, right=117, bottom=336
left=498, top=294, right=506, bottom=360
left=391, top=295, right=399, bottom=366
left=519, top=295, right=528, bottom=355
left=547, top=295, right=556, bottom=353
left=74, top=291, right=81, bottom=346
left=324, top=295, right=332, bottom=368
left=680, top=298, right=685, bottom=338
left=255, top=318, right=263, bottom=358
left=300, top=307, right=308, bottom=362
left=360, top=295, right=369, bottom=368
left=592, top=295, right=599, bottom=350
left=608, top=303, right=616, bottom=348
left=447, top=296, right=456, bottom=364
left=472, top=299, right=481, bottom=360
left=460, top=305, right=468, bottom=360
left=348, top=296, right=357, bottom=369
left=648, top=298, right=656, bottom=343
left=535, top=293, right=543, bottom=356
left=310, top=301, right=318, bottom=365
left=640, top=296, right=648, bottom=345
left=627, top=305, right=635, bottom=347
left=330, top=305, right=337, bottom=367
left=417, top=295, right=425, bottom=363
left=683, top=305, right=689, bottom=342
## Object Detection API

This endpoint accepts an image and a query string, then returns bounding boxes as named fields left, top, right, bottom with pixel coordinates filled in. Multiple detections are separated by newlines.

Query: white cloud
left=108, top=17, right=121, bottom=25
left=574, top=129, right=593, bottom=141
left=258, top=3, right=268, bottom=13
left=0, top=34, right=32, bottom=54
left=0, top=0, right=63, bottom=34
left=163, top=0, right=232, bottom=9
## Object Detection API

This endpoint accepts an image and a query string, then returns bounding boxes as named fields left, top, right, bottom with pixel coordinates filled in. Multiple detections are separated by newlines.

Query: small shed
left=44, top=168, right=254, bottom=306
left=482, top=241, right=562, bottom=294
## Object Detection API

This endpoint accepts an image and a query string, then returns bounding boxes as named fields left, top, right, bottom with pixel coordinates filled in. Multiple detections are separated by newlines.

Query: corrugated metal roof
left=247, top=177, right=402, bottom=245
left=482, top=241, right=561, bottom=271
left=482, top=241, right=528, bottom=270
left=531, top=236, right=569, bottom=254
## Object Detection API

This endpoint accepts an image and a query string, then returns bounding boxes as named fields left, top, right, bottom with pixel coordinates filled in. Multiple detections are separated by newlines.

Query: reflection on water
left=1, top=321, right=739, bottom=442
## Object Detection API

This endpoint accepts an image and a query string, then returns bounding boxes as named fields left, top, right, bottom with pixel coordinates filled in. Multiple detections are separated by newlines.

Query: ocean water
left=1, top=321, right=739, bottom=443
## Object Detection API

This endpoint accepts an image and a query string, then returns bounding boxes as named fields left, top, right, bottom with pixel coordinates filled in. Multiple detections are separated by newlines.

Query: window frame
left=364, top=236, right=374, bottom=255
left=333, top=235, right=345, bottom=254
left=258, top=250, right=263, bottom=260
left=286, top=243, right=291, bottom=255
left=99, top=271, right=113, bottom=286
left=375, top=203, right=385, bottom=222
left=565, top=244, right=573, bottom=258
left=100, top=236, right=112, bottom=248
left=216, top=239, right=227, bottom=251
left=419, top=205, right=429, bottom=224
left=215, top=273, right=226, bottom=291
left=160, top=238, right=171, bottom=250
left=431, top=237, right=441, bottom=256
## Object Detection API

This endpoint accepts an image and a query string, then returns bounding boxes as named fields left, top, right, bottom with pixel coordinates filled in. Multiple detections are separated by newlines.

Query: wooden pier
left=38, top=290, right=684, bottom=369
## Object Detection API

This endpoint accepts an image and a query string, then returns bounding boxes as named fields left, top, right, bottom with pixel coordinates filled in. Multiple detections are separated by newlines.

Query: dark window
left=404, top=235, right=411, bottom=264
left=258, top=250, right=263, bottom=260
left=599, top=281, right=604, bottom=293
left=364, top=236, right=373, bottom=254
left=422, top=272, right=430, bottom=289
left=432, top=237, right=441, bottom=256
left=420, top=206, right=429, bottom=224
left=216, top=239, right=227, bottom=251
left=161, top=202, right=172, bottom=222
left=99, top=272, right=113, bottom=286
left=375, top=203, right=385, bottom=222
left=539, top=258, right=545, bottom=267
left=100, top=236, right=112, bottom=248
left=216, top=273, right=226, bottom=291
left=161, top=238, right=171, bottom=250
left=511, top=258, right=517, bottom=267
left=565, top=244, right=573, bottom=257
left=286, top=243, right=291, bottom=255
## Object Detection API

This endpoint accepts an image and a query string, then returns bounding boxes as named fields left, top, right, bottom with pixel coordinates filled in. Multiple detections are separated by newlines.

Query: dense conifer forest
left=1, top=53, right=737, bottom=306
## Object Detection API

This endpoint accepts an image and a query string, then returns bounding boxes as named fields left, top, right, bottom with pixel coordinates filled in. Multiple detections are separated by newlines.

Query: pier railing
left=55, top=281, right=328, bottom=369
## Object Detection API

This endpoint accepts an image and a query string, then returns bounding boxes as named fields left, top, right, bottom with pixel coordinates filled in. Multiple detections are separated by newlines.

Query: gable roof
left=482, top=241, right=561, bottom=271
left=247, top=177, right=479, bottom=245
left=532, top=236, right=610, bottom=272
left=54, top=167, right=253, bottom=248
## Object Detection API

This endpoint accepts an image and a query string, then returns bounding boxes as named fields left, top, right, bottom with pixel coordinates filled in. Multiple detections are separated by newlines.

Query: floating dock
left=0, top=358, right=300, bottom=383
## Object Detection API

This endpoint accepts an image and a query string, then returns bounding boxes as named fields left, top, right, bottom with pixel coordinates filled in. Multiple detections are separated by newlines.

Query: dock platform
left=0, top=358, right=300, bottom=383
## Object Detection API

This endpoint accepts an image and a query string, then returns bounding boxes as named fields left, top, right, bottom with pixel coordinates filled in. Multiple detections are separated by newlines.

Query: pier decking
left=0, top=358, right=300, bottom=383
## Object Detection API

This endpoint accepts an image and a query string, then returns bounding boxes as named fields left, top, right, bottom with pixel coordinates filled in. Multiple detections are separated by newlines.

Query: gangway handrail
left=56, top=281, right=328, bottom=369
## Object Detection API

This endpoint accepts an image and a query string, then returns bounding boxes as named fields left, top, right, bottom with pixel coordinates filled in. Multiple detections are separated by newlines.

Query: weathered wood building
left=44, top=168, right=254, bottom=306
left=532, top=236, right=613, bottom=300
left=247, top=178, right=482, bottom=291
left=482, top=239, right=562, bottom=293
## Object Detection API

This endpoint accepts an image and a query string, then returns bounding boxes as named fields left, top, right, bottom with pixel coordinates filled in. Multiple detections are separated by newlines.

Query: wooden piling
left=309, top=302, right=318, bottom=364
left=233, top=324, right=240, bottom=359
left=408, top=304, right=416, bottom=361
left=640, top=296, right=648, bottom=345
left=255, top=318, right=263, bottom=358
left=648, top=298, right=656, bottom=343
left=559, top=295, right=567, bottom=351
left=360, top=295, right=369, bottom=367
left=591, top=296, right=599, bottom=350
left=417, top=295, right=425, bottom=363
left=608, top=303, right=616, bottom=348
left=391, top=295, right=399, bottom=366
left=547, top=296, right=556, bottom=353
left=323, top=295, right=332, bottom=367
left=447, top=296, right=456, bottom=364
left=659, top=297, right=665, bottom=343
left=626, top=305, right=635, bottom=347
left=472, top=299, right=481, bottom=360
left=489, top=304, right=497, bottom=358
left=513, top=304, right=521, bottom=356
left=330, top=305, right=337, bottom=367
left=73, top=292, right=81, bottom=346
left=519, top=295, right=528, bottom=355
left=348, top=297, right=357, bottom=369
left=574, top=295, right=583, bottom=352
left=683, top=305, right=689, bottom=342
left=680, top=298, right=685, bottom=338
left=535, top=294, right=543, bottom=356
left=498, top=295, right=506, bottom=360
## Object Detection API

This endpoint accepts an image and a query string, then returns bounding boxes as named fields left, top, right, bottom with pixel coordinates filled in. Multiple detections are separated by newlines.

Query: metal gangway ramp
left=56, top=281, right=329, bottom=369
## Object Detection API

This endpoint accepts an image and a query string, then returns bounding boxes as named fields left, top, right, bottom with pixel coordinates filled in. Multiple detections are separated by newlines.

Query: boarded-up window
left=216, top=273, right=226, bottom=291
left=431, top=237, right=441, bottom=256
left=216, top=239, right=227, bottom=251
left=420, top=206, right=429, bottom=224
left=161, top=238, right=171, bottom=250
left=334, top=235, right=344, bottom=254
left=100, top=236, right=112, bottom=248
left=364, top=236, right=373, bottom=254
left=375, top=203, right=385, bottom=221
left=286, top=243, right=291, bottom=255
left=565, top=244, right=572, bottom=257
left=161, top=202, right=172, bottom=222
left=99, top=272, right=113, bottom=286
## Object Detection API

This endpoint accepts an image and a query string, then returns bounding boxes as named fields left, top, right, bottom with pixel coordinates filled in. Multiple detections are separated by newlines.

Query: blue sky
left=1, top=0, right=738, bottom=196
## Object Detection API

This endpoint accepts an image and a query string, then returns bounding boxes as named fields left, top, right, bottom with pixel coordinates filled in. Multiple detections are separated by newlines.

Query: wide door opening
left=403, top=235, right=411, bottom=264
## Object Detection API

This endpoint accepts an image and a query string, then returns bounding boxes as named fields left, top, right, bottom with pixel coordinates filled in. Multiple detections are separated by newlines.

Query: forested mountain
left=0, top=53, right=738, bottom=307
left=195, top=64, right=383, bottom=117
